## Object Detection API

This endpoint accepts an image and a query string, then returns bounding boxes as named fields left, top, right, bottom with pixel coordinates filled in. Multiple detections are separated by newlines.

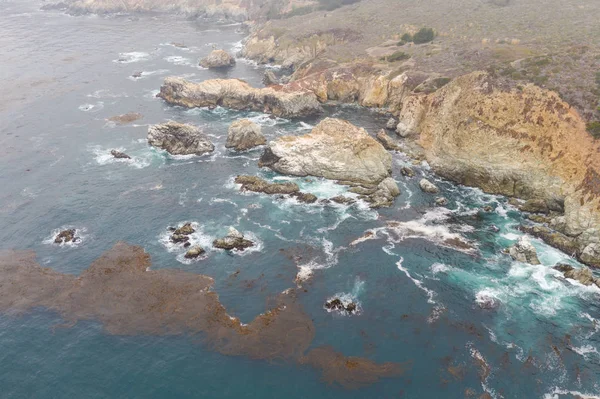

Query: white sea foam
left=78, top=102, right=104, bottom=112
left=128, top=69, right=170, bottom=81
left=158, top=222, right=213, bottom=264
left=86, top=89, right=128, bottom=98
left=90, top=146, right=152, bottom=169
left=164, top=55, right=193, bottom=66
left=209, top=197, right=238, bottom=207
left=43, top=227, right=88, bottom=248
left=431, top=262, right=451, bottom=275
left=295, top=238, right=345, bottom=284
left=544, top=388, right=600, bottom=399
left=113, top=51, right=150, bottom=64
left=397, top=257, right=437, bottom=304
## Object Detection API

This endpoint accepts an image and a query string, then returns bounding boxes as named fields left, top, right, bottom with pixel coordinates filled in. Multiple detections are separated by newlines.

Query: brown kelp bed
left=0, top=242, right=406, bottom=389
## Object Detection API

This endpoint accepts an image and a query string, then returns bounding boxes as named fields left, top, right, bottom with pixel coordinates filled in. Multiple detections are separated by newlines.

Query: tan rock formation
left=158, top=77, right=322, bottom=118
left=259, top=118, right=392, bottom=185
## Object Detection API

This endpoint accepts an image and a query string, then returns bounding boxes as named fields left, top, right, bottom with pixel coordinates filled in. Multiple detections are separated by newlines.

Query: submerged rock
left=507, top=236, right=541, bottom=265
left=110, top=149, right=131, bottom=159
left=376, top=129, right=403, bottom=151
left=199, top=49, right=235, bottom=68
left=184, top=246, right=205, bottom=259
left=324, top=298, right=357, bottom=314
left=330, top=196, right=355, bottom=205
left=435, top=197, right=448, bottom=206
left=292, top=192, right=318, bottom=204
left=54, top=229, right=77, bottom=244
left=158, top=77, right=322, bottom=118
left=226, top=119, right=266, bottom=151
left=260, top=118, right=392, bottom=186
left=108, top=112, right=142, bottom=125
left=213, top=227, right=254, bottom=251
left=148, top=121, right=215, bottom=156
left=419, top=178, right=439, bottom=194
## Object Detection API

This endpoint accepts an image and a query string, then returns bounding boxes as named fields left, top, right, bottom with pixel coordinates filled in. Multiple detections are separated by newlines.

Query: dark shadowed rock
left=376, top=129, right=402, bottom=151
left=148, top=121, right=215, bottom=156
left=213, top=227, right=254, bottom=251
left=401, top=167, right=415, bottom=177
left=110, top=149, right=131, bottom=159
left=235, top=175, right=299, bottom=195
left=54, top=229, right=77, bottom=244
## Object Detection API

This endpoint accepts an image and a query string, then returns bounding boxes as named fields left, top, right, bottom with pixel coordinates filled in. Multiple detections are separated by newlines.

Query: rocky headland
left=258, top=117, right=400, bottom=208
left=157, top=77, right=322, bottom=118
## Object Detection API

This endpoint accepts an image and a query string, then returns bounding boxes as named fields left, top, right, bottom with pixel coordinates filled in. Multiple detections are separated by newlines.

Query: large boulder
left=226, top=119, right=266, bottom=151
left=54, top=229, right=78, bottom=244
left=419, top=178, right=439, bottom=194
left=148, top=121, right=214, bottom=156
left=158, top=77, right=322, bottom=118
left=259, top=118, right=392, bottom=186
left=199, top=49, right=235, bottom=69
left=507, top=236, right=541, bottom=265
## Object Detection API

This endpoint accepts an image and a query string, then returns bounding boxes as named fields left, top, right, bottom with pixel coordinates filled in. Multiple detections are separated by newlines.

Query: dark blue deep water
left=1, top=1, right=599, bottom=398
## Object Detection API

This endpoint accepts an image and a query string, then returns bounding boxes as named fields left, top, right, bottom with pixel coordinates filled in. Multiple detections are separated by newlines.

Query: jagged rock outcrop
left=213, top=227, right=254, bottom=251
left=396, top=71, right=600, bottom=267
left=506, top=236, right=541, bottom=265
left=554, top=264, right=600, bottom=287
left=148, top=121, right=214, bottom=156
left=158, top=77, right=322, bottom=118
left=259, top=118, right=392, bottom=185
left=226, top=119, right=266, bottom=151
left=54, top=229, right=78, bottom=244
left=235, top=175, right=299, bottom=195
left=199, top=50, right=235, bottom=68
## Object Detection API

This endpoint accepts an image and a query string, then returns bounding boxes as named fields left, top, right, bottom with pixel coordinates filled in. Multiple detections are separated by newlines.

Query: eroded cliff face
left=396, top=71, right=600, bottom=265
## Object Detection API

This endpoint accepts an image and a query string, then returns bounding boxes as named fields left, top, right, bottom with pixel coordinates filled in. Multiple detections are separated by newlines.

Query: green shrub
left=382, top=51, right=411, bottom=62
left=587, top=122, right=600, bottom=138
left=412, top=28, right=435, bottom=44
left=401, top=33, right=412, bottom=42
left=433, top=77, right=451, bottom=87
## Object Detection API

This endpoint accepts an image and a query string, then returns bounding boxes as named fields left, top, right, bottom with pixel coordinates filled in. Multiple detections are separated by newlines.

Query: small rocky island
left=148, top=121, right=215, bottom=156
left=213, top=227, right=254, bottom=251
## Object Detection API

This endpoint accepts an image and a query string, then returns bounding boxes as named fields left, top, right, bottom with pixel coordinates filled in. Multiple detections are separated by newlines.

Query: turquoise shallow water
left=1, top=1, right=600, bottom=398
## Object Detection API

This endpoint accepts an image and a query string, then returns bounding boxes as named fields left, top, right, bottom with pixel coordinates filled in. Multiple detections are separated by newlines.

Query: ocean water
left=1, top=1, right=600, bottom=398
